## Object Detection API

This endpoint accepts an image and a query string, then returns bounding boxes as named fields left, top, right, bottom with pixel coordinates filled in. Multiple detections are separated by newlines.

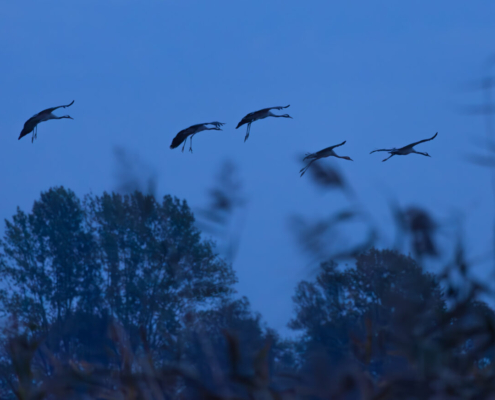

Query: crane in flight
left=170, top=122, right=225, bottom=153
left=18, top=100, right=75, bottom=143
left=236, top=105, right=292, bottom=142
left=370, top=132, right=438, bottom=162
left=300, top=141, right=353, bottom=177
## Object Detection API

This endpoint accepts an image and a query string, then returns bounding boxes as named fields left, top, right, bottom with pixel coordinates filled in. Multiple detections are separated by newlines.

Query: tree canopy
left=290, top=249, right=446, bottom=373
left=0, top=187, right=237, bottom=359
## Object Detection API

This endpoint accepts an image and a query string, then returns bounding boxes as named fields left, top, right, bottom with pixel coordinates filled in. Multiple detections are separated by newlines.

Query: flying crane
left=19, top=100, right=75, bottom=143
left=236, top=105, right=292, bottom=142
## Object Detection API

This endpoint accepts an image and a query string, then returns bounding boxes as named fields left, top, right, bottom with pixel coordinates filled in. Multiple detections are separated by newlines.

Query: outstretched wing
left=38, top=100, right=75, bottom=115
left=236, top=114, right=253, bottom=129
left=205, top=122, right=225, bottom=129
left=18, top=116, right=39, bottom=140
left=400, top=132, right=438, bottom=150
left=257, top=105, right=290, bottom=113
left=370, top=148, right=393, bottom=154
left=170, top=126, right=194, bottom=149
left=316, top=141, right=346, bottom=156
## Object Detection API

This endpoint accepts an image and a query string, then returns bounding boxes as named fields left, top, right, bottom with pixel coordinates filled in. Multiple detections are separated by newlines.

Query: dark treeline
left=0, top=187, right=495, bottom=399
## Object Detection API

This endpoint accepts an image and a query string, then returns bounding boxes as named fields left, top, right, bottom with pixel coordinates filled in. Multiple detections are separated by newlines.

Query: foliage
left=0, top=187, right=237, bottom=360
left=1, top=187, right=495, bottom=399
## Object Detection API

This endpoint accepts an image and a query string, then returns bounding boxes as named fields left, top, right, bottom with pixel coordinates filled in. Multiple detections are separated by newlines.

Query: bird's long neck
left=44, top=113, right=68, bottom=120
left=333, top=154, right=352, bottom=161
left=272, top=114, right=291, bottom=118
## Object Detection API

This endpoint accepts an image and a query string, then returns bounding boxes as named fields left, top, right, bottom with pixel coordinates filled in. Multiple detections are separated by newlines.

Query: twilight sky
left=1, top=0, right=495, bottom=336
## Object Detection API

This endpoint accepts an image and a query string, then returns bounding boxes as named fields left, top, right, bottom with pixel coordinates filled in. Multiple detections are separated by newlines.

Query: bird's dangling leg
left=189, top=135, right=194, bottom=153
left=300, top=160, right=315, bottom=177
left=244, top=123, right=251, bottom=142
left=382, top=153, right=395, bottom=162
left=181, top=139, right=187, bottom=152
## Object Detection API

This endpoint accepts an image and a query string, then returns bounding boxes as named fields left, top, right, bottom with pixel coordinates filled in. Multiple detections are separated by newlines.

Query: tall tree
left=0, top=187, right=100, bottom=330
left=0, top=187, right=237, bottom=362
left=289, top=248, right=447, bottom=374
left=86, top=191, right=237, bottom=352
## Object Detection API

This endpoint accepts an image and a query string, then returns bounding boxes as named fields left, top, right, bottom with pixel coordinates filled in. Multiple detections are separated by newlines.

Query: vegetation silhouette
left=0, top=184, right=495, bottom=399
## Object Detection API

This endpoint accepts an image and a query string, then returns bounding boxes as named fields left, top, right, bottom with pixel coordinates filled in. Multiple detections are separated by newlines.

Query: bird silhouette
left=170, top=122, right=225, bottom=153
left=300, top=141, right=353, bottom=177
left=19, top=100, right=75, bottom=143
left=236, top=105, right=292, bottom=142
left=370, top=132, right=438, bottom=162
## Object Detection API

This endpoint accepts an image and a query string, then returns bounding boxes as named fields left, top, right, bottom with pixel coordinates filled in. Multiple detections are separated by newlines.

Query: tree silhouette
left=289, top=248, right=447, bottom=375
left=0, top=187, right=100, bottom=330
left=0, top=187, right=237, bottom=363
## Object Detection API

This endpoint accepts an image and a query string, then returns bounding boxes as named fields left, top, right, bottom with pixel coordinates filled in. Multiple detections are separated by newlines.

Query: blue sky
left=1, top=1, right=495, bottom=335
